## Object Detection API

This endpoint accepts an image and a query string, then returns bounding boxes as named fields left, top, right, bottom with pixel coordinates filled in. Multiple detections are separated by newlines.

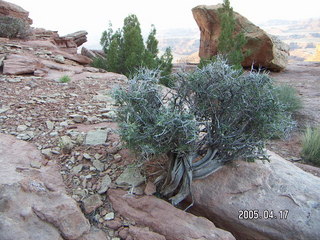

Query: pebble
left=30, top=161, right=42, bottom=169
left=71, top=164, right=83, bottom=174
left=46, top=121, right=55, bottom=130
left=17, top=125, right=28, bottom=132
left=59, top=135, right=74, bottom=153
left=104, top=212, right=115, bottom=221
left=70, top=114, right=87, bottom=123
left=49, top=132, right=58, bottom=137
left=93, top=160, right=105, bottom=172
left=54, top=55, right=65, bottom=64
left=82, top=194, right=103, bottom=214
left=83, top=153, right=92, bottom=160
left=59, top=121, right=69, bottom=127
left=98, top=174, right=112, bottom=194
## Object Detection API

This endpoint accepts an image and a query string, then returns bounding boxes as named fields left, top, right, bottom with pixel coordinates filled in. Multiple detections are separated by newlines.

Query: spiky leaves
left=114, top=58, right=294, bottom=205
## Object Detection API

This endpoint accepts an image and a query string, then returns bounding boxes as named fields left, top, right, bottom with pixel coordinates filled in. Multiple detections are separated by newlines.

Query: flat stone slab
left=84, top=130, right=108, bottom=145
left=115, top=165, right=145, bottom=187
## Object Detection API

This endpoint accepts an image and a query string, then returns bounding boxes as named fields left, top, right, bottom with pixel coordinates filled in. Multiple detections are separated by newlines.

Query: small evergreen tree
left=158, top=47, right=174, bottom=86
left=199, top=0, right=247, bottom=69
left=96, top=15, right=173, bottom=81
left=122, top=14, right=146, bottom=76
left=106, top=30, right=123, bottom=73
left=143, top=25, right=159, bottom=69
left=217, top=0, right=247, bottom=68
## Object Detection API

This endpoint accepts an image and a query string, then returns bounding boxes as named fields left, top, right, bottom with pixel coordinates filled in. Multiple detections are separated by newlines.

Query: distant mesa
left=192, top=4, right=290, bottom=71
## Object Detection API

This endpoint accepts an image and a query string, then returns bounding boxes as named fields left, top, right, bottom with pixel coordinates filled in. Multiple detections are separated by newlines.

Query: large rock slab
left=3, top=54, right=38, bottom=75
left=108, top=189, right=235, bottom=240
left=0, top=0, right=33, bottom=24
left=0, top=133, right=90, bottom=240
left=192, top=4, right=289, bottom=71
left=189, top=151, right=320, bottom=240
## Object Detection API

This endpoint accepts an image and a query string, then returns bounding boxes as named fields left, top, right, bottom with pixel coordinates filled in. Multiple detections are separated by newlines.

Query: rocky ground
left=1, top=28, right=320, bottom=240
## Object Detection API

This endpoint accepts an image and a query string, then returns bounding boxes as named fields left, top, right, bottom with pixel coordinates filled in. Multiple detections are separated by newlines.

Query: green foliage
left=113, top=58, right=295, bottom=205
left=0, top=16, right=30, bottom=39
left=302, top=126, right=320, bottom=166
left=113, top=68, right=197, bottom=156
left=158, top=47, right=174, bottom=87
left=122, top=14, right=145, bottom=76
left=90, top=57, right=108, bottom=69
left=58, top=75, right=71, bottom=83
left=274, top=84, right=302, bottom=114
left=200, top=0, right=247, bottom=69
left=99, top=15, right=173, bottom=82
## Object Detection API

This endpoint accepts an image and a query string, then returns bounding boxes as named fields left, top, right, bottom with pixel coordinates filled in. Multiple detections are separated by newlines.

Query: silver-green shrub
left=113, top=58, right=295, bottom=205
left=0, top=16, right=30, bottom=39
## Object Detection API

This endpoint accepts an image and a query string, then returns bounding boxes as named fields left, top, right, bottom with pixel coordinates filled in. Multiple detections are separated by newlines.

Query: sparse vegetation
left=113, top=58, right=295, bottom=205
left=302, top=126, right=320, bottom=166
left=59, top=75, right=71, bottom=83
left=94, top=15, right=173, bottom=85
left=0, top=16, right=30, bottom=39
left=274, top=84, right=302, bottom=114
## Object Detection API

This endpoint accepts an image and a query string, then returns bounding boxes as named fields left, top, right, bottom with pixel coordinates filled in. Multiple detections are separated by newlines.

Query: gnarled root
left=159, top=148, right=224, bottom=206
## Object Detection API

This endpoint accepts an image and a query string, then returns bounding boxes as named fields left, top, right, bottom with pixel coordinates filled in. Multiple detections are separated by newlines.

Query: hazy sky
left=8, top=0, right=320, bottom=48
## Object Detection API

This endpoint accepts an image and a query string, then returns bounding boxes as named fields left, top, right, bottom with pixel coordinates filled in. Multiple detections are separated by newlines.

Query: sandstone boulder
left=0, top=133, right=90, bottom=240
left=0, top=0, right=33, bottom=24
left=189, top=151, right=320, bottom=240
left=192, top=4, right=290, bottom=71
left=108, top=189, right=235, bottom=240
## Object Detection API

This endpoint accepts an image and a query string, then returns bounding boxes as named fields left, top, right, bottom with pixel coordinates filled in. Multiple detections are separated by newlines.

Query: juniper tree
left=217, top=0, right=247, bottom=68
left=200, top=0, right=247, bottom=69
left=96, top=15, right=173, bottom=81
left=113, top=57, right=295, bottom=206
left=122, top=14, right=146, bottom=76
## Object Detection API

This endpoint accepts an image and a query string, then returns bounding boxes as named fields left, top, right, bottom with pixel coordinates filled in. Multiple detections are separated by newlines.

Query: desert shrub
left=274, top=84, right=302, bottom=113
left=302, top=126, right=320, bottom=166
left=58, top=75, right=71, bottom=83
left=0, top=16, right=30, bottom=39
left=113, top=58, right=295, bottom=205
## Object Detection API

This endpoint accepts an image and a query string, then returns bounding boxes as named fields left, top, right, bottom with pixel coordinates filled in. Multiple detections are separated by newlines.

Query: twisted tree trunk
left=160, top=148, right=225, bottom=205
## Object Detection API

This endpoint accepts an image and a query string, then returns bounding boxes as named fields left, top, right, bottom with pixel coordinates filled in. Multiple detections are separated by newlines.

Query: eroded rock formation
left=0, top=134, right=91, bottom=240
left=188, top=151, right=320, bottom=240
left=0, top=0, right=32, bottom=24
left=109, top=189, right=236, bottom=240
left=192, top=4, right=290, bottom=71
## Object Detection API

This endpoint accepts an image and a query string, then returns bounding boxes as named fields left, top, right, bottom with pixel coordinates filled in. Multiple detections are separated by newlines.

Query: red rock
left=118, top=227, right=129, bottom=239
left=33, top=194, right=91, bottom=240
left=189, top=151, right=320, bottom=240
left=3, top=54, right=38, bottom=75
left=0, top=0, right=33, bottom=24
left=0, top=133, right=90, bottom=240
left=192, top=4, right=289, bottom=71
left=82, top=194, right=103, bottom=214
left=105, top=219, right=122, bottom=230
left=108, top=189, right=235, bottom=240
left=128, top=226, right=166, bottom=240
left=144, top=181, right=157, bottom=196
left=78, top=227, right=109, bottom=240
